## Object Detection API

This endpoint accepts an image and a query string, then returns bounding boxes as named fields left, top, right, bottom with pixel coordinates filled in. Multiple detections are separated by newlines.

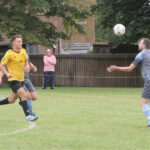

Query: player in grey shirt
left=20, top=55, right=38, bottom=120
left=107, top=38, right=150, bottom=128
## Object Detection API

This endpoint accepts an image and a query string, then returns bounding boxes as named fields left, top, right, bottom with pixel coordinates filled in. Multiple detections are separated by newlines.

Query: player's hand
left=6, top=73, right=14, bottom=78
left=33, top=66, right=37, bottom=72
left=25, top=65, right=30, bottom=72
left=107, top=65, right=117, bottom=72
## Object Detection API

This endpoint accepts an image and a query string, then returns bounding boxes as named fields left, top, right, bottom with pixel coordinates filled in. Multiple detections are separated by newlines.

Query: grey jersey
left=24, top=72, right=29, bottom=79
left=24, top=54, right=30, bottom=79
left=132, top=50, right=150, bottom=80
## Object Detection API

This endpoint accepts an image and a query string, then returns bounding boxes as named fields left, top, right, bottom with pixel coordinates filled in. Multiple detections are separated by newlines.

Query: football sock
left=27, top=100, right=33, bottom=115
left=19, top=100, right=30, bottom=116
left=142, top=104, right=150, bottom=125
left=0, top=97, right=9, bottom=105
left=19, top=97, right=33, bottom=115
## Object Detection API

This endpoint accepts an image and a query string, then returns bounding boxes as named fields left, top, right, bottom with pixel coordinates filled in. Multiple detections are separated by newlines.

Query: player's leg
left=16, top=82, right=36, bottom=121
left=30, top=91, right=37, bottom=100
left=0, top=80, right=35, bottom=121
left=19, top=85, right=33, bottom=115
left=26, top=91, right=37, bottom=117
left=0, top=97, right=9, bottom=105
left=0, top=91, right=18, bottom=105
left=141, top=98, right=150, bottom=128
left=42, top=71, right=48, bottom=89
left=27, top=91, right=38, bottom=119
left=0, top=81, right=21, bottom=105
left=50, top=71, right=55, bottom=89
left=24, top=79, right=38, bottom=119
left=8, top=91, right=19, bottom=104
left=16, top=87, right=30, bottom=116
left=23, top=81, right=34, bottom=114
left=140, top=80, right=150, bottom=128
left=28, top=91, right=38, bottom=119
left=25, top=79, right=37, bottom=100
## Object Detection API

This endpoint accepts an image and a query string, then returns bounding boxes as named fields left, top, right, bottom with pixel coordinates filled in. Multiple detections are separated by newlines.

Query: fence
left=0, top=54, right=143, bottom=87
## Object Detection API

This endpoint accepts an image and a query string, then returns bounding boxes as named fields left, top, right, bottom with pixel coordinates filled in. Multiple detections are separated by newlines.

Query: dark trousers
left=43, top=71, right=55, bottom=89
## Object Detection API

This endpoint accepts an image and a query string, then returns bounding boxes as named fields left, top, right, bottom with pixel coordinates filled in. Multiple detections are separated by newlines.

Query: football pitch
left=0, top=87, right=150, bottom=150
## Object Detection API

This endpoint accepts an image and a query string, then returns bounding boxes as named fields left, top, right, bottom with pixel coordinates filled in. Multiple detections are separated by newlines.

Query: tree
left=0, top=0, right=90, bottom=46
left=94, top=0, right=150, bottom=46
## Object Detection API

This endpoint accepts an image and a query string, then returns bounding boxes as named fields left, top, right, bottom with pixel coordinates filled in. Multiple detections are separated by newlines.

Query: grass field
left=0, top=87, right=149, bottom=150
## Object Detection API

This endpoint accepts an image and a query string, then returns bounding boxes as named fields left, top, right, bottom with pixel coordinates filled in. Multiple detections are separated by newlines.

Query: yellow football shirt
left=1, top=49, right=28, bottom=81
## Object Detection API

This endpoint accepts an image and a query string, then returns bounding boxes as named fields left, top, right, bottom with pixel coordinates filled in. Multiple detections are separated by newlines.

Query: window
left=26, top=44, right=37, bottom=54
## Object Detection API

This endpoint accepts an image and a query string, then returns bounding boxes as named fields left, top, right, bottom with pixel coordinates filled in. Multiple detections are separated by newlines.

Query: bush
left=87, top=49, right=93, bottom=54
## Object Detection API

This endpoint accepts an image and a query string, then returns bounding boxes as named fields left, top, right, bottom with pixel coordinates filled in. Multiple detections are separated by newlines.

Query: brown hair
left=139, top=38, right=150, bottom=49
left=11, top=35, right=22, bottom=43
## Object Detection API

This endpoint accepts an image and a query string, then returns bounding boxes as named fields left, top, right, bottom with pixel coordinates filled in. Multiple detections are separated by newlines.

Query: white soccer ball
left=113, top=24, right=125, bottom=36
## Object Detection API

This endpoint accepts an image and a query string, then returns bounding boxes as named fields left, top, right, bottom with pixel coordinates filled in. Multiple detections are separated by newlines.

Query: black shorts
left=8, top=80, right=24, bottom=93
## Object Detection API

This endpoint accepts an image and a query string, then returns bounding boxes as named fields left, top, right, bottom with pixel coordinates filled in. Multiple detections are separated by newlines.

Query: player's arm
left=26, top=53, right=37, bottom=72
left=107, top=64, right=136, bottom=72
left=24, top=50, right=30, bottom=72
left=29, top=62, right=37, bottom=72
left=0, top=52, right=14, bottom=78
left=0, top=71, right=4, bottom=78
left=24, top=60, right=30, bottom=72
left=0, top=64, right=14, bottom=78
left=0, top=71, right=4, bottom=84
left=107, top=53, right=142, bottom=73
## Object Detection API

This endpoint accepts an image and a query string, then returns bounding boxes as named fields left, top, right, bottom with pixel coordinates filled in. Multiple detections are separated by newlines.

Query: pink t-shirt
left=43, top=55, right=56, bottom=72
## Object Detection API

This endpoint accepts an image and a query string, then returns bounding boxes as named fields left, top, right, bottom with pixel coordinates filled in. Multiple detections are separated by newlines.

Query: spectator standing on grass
left=42, top=48, right=56, bottom=89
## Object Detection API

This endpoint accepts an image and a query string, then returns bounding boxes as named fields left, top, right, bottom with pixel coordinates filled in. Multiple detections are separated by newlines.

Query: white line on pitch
left=0, top=119, right=36, bottom=136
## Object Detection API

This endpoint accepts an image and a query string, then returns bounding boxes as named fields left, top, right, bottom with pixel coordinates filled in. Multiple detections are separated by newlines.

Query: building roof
left=92, top=42, right=109, bottom=46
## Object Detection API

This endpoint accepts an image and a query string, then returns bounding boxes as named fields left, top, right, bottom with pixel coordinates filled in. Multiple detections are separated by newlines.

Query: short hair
left=139, top=38, right=150, bottom=49
left=11, top=35, right=22, bottom=43
left=46, top=48, right=52, bottom=53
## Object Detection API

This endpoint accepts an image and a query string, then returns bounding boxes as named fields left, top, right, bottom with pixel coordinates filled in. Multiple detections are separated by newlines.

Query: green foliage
left=0, top=0, right=90, bottom=46
left=95, top=0, right=150, bottom=46
left=87, top=49, right=93, bottom=54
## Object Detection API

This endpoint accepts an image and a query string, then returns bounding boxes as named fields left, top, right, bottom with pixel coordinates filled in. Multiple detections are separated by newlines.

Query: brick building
left=0, top=0, right=96, bottom=54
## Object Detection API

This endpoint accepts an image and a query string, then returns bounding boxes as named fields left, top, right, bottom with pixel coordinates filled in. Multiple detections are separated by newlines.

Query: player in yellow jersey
left=0, top=35, right=37, bottom=121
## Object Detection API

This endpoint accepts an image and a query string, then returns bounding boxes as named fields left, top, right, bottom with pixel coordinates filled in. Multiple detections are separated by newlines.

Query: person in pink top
left=42, top=48, right=56, bottom=89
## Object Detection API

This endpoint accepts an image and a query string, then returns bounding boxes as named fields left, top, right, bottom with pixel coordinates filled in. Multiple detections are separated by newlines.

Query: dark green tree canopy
left=0, top=0, right=90, bottom=46
left=94, top=0, right=150, bottom=46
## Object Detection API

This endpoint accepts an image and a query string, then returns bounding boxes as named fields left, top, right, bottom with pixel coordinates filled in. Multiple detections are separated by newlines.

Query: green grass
left=0, top=87, right=149, bottom=150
